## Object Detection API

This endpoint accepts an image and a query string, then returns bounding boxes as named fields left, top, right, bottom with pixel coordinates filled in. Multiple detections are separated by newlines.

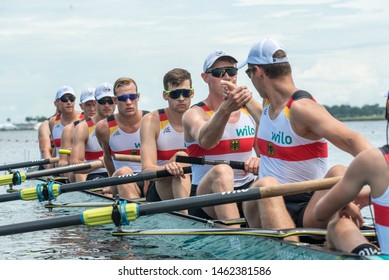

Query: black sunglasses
left=97, top=97, right=115, bottom=105
left=164, top=88, right=193, bottom=100
left=117, top=93, right=139, bottom=102
left=205, top=67, right=238, bottom=78
left=245, top=67, right=254, bottom=78
left=59, top=95, right=76, bottom=103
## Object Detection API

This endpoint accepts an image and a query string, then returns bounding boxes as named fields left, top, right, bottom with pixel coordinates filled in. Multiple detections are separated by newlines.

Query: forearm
left=197, top=106, right=230, bottom=149
left=245, top=98, right=262, bottom=125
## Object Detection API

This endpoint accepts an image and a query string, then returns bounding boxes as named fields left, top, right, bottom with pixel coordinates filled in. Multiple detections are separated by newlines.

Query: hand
left=221, top=80, right=252, bottom=112
left=338, top=202, right=364, bottom=228
left=164, top=162, right=186, bottom=178
left=243, top=156, right=260, bottom=175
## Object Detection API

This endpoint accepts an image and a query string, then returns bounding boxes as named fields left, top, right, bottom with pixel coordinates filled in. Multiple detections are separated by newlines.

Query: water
left=0, top=121, right=386, bottom=259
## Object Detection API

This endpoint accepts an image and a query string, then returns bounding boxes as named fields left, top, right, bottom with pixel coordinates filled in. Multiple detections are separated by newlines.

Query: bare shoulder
left=95, top=117, right=109, bottom=135
left=183, top=105, right=208, bottom=124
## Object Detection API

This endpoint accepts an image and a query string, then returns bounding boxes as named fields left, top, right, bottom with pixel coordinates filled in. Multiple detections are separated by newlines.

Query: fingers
left=244, top=157, right=260, bottom=175
left=165, top=162, right=186, bottom=178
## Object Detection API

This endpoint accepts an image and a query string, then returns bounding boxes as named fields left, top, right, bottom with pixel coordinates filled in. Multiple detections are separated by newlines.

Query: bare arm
left=38, top=120, right=52, bottom=159
left=140, top=112, right=164, bottom=173
left=95, top=119, right=115, bottom=176
left=70, top=121, right=88, bottom=165
left=290, top=99, right=373, bottom=156
left=58, top=124, right=74, bottom=166
left=314, top=148, right=382, bottom=221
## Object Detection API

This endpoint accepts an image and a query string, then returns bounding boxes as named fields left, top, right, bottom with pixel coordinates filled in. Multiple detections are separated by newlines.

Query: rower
left=49, top=85, right=84, bottom=160
left=182, top=50, right=260, bottom=225
left=70, top=83, right=116, bottom=181
left=140, top=68, right=193, bottom=212
left=95, top=77, right=149, bottom=199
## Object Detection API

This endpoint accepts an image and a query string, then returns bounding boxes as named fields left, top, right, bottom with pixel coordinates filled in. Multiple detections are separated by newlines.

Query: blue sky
left=1, top=0, right=388, bottom=123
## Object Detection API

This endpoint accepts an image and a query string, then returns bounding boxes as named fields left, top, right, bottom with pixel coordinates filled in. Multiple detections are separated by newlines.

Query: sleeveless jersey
left=186, top=102, right=256, bottom=187
left=373, top=145, right=389, bottom=255
left=257, top=91, right=328, bottom=184
left=107, top=114, right=143, bottom=172
left=84, top=118, right=107, bottom=174
left=51, top=113, right=84, bottom=157
left=156, top=109, right=186, bottom=166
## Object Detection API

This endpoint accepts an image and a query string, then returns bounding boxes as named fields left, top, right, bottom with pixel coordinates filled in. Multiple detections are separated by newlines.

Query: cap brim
left=237, top=59, right=248, bottom=69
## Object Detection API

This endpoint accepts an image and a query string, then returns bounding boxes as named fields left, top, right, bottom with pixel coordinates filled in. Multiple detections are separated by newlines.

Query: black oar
left=0, top=166, right=192, bottom=203
left=176, top=155, right=245, bottom=170
left=0, top=176, right=341, bottom=236
left=0, top=161, right=103, bottom=186
left=0, top=157, right=59, bottom=171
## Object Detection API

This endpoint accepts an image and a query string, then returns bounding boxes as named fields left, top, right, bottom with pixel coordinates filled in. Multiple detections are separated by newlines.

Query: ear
left=201, top=72, right=208, bottom=83
left=162, top=91, right=169, bottom=101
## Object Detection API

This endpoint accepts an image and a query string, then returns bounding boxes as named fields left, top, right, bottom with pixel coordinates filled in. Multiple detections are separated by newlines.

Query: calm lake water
left=0, top=120, right=386, bottom=259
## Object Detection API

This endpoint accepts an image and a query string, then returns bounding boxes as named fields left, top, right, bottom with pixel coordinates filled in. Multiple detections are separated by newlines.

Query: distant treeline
left=323, top=104, right=386, bottom=121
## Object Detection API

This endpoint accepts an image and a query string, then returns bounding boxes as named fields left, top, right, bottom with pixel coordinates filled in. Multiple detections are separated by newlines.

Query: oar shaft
left=25, top=161, right=103, bottom=179
left=60, top=167, right=191, bottom=193
left=0, top=214, right=81, bottom=236
left=113, top=154, right=141, bottom=162
left=176, top=155, right=245, bottom=170
left=0, top=158, right=59, bottom=171
left=138, top=176, right=340, bottom=216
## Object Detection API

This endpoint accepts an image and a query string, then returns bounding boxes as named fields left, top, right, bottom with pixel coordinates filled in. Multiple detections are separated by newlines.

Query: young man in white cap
left=182, top=50, right=260, bottom=225
left=233, top=37, right=373, bottom=240
left=140, top=68, right=192, bottom=210
left=49, top=85, right=84, bottom=160
left=95, top=77, right=149, bottom=198
left=70, top=83, right=116, bottom=181
left=57, top=87, right=97, bottom=169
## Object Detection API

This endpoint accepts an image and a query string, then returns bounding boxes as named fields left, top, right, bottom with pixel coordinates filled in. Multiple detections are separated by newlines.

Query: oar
left=111, top=228, right=376, bottom=238
left=0, top=161, right=104, bottom=186
left=176, top=155, right=245, bottom=170
left=0, top=176, right=340, bottom=236
left=113, top=154, right=141, bottom=162
left=0, top=166, right=192, bottom=203
left=0, top=158, right=59, bottom=171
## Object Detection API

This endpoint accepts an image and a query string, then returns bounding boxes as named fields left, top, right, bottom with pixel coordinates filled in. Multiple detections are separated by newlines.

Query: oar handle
left=58, top=149, right=71, bottom=155
left=113, top=154, right=141, bottom=162
left=176, top=156, right=245, bottom=170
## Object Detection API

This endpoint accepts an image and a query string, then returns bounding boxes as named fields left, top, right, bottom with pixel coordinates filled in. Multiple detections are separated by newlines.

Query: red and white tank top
left=52, top=113, right=84, bottom=157
left=373, top=145, right=389, bottom=255
left=156, top=109, right=186, bottom=166
left=84, top=118, right=106, bottom=174
left=107, top=114, right=142, bottom=173
left=257, top=91, right=328, bottom=184
left=186, top=102, right=256, bottom=187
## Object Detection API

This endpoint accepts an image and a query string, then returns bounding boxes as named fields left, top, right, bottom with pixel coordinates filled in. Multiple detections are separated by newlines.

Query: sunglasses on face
left=164, top=88, right=193, bottom=100
left=205, top=67, right=238, bottom=78
left=59, top=95, right=76, bottom=103
left=245, top=67, right=254, bottom=78
left=97, top=97, right=115, bottom=105
left=117, top=93, right=139, bottom=102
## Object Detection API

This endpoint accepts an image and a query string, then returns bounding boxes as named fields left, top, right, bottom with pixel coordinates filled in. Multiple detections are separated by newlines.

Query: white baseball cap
left=55, top=85, right=76, bottom=99
left=203, top=50, right=237, bottom=72
left=95, top=82, right=114, bottom=100
left=239, top=37, right=289, bottom=68
left=80, top=87, right=96, bottom=103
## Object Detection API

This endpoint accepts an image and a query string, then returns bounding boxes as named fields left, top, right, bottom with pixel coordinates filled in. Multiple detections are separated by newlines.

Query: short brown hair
left=163, top=68, right=192, bottom=89
left=113, top=77, right=138, bottom=95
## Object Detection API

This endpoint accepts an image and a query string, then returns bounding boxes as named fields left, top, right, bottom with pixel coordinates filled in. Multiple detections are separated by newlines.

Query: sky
left=1, top=0, right=389, bottom=123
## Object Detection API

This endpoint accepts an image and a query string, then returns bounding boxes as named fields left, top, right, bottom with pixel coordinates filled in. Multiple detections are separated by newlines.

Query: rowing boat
left=0, top=168, right=385, bottom=260
left=3, top=179, right=378, bottom=260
